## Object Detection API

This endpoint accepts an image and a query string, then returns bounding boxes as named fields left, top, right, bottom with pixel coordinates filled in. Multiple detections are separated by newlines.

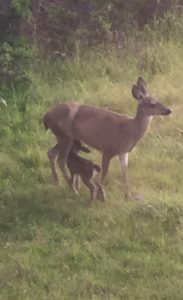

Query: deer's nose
left=165, top=108, right=172, bottom=115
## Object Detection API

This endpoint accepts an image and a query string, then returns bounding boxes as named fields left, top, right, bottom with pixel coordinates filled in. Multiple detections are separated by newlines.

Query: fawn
left=47, top=140, right=105, bottom=202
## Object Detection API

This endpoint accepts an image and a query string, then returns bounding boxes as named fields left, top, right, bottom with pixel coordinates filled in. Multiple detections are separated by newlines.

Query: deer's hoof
left=124, top=192, right=143, bottom=202
left=124, top=193, right=131, bottom=201
left=71, top=185, right=79, bottom=196
left=97, top=194, right=106, bottom=202
left=96, top=187, right=106, bottom=202
left=50, top=177, right=59, bottom=186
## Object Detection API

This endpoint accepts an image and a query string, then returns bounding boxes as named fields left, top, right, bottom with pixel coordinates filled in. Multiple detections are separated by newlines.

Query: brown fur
left=43, top=77, right=171, bottom=199
left=47, top=140, right=105, bottom=202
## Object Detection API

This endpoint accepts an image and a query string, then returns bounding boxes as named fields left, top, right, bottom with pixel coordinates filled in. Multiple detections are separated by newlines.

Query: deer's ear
left=132, top=84, right=138, bottom=100
left=80, top=146, right=91, bottom=153
left=132, top=84, right=145, bottom=102
left=131, top=84, right=141, bottom=101
left=137, top=76, right=147, bottom=94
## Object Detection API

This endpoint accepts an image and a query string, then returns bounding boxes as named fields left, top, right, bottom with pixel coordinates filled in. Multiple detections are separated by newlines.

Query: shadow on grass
left=0, top=184, right=92, bottom=241
left=1, top=183, right=183, bottom=245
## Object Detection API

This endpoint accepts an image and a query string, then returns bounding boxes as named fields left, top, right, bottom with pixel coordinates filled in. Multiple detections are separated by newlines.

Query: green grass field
left=0, top=29, right=183, bottom=299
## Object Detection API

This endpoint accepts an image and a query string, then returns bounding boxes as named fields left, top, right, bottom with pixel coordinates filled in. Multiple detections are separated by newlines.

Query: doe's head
left=132, top=77, right=171, bottom=116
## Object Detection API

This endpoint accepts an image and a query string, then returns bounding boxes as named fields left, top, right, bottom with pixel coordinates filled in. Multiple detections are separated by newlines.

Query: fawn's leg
left=81, top=176, right=97, bottom=203
left=70, top=172, right=80, bottom=196
left=74, top=175, right=81, bottom=192
left=91, top=171, right=106, bottom=202
left=95, top=182, right=106, bottom=202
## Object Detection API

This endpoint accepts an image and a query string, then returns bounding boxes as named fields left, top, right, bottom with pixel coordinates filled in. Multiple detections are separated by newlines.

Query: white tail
left=43, top=77, right=171, bottom=199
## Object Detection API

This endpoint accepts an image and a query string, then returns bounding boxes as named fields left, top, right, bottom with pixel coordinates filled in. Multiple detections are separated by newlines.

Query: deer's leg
left=69, top=172, right=80, bottom=196
left=75, top=175, right=81, bottom=192
left=47, top=144, right=60, bottom=185
left=101, top=152, right=112, bottom=184
left=95, top=182, right=106, bottom=202
left=81, top=176, right=97, bottom=203
left=70, top=171, right=75, bottom=186
left=91, top=171, right=106, bottom=202
left=71, top=172, right=81, bottom=194
left=118, top=152, right=130, bottom=199
left=57, top=135, right=73, bottom=186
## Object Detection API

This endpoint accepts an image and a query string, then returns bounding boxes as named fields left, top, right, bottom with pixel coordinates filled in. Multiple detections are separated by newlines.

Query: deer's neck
left=133, top=106, right=153, bottom=138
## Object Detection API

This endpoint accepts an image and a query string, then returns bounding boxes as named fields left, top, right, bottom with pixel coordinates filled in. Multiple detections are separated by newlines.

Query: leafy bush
left=0, top=40, right=32, bottom=88
left=0, top=0, right=32, bottom=89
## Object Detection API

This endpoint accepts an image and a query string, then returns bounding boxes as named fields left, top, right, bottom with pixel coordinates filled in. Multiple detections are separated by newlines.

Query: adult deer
left=43, top=77, right=171, bottom=199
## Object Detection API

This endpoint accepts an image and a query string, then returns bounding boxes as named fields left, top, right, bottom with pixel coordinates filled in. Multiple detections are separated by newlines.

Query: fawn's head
left=132, top=77, right=171, bottom=116
left=71, top=140, right=91, bottom=154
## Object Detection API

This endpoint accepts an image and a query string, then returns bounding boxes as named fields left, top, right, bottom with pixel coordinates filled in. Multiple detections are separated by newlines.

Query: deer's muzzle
left=164, top=108, right=172, bottom=115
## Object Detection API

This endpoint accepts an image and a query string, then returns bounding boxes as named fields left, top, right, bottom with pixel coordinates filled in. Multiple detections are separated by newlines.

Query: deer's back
left=72, top=104, right=131, bottom=151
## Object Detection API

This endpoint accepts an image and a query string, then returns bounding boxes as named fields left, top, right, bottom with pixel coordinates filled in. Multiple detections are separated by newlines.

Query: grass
left=0, top=24, right=183, bottom=299
left=1, top=188, right=183, bottom=299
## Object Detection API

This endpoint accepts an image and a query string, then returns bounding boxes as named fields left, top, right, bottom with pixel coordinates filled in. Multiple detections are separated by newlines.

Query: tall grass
left=0, top=13, right=183, bottom=299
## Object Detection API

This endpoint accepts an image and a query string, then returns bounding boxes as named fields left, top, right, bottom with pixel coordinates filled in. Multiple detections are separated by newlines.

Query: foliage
left=31, top=0, right=182, bottom=56
left=0, top=5, right=183, bottom=299
left=10, top=0, right=31, bottom=17
left=0, top=0, right=182, bottom=87
left=0, top=40, right=32, bottom=88
left=0, top=0, right=32, bottom=88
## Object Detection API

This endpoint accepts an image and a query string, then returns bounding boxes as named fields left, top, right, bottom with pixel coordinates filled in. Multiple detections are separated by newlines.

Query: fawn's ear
left=80, top=146, right=91, bottom=153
